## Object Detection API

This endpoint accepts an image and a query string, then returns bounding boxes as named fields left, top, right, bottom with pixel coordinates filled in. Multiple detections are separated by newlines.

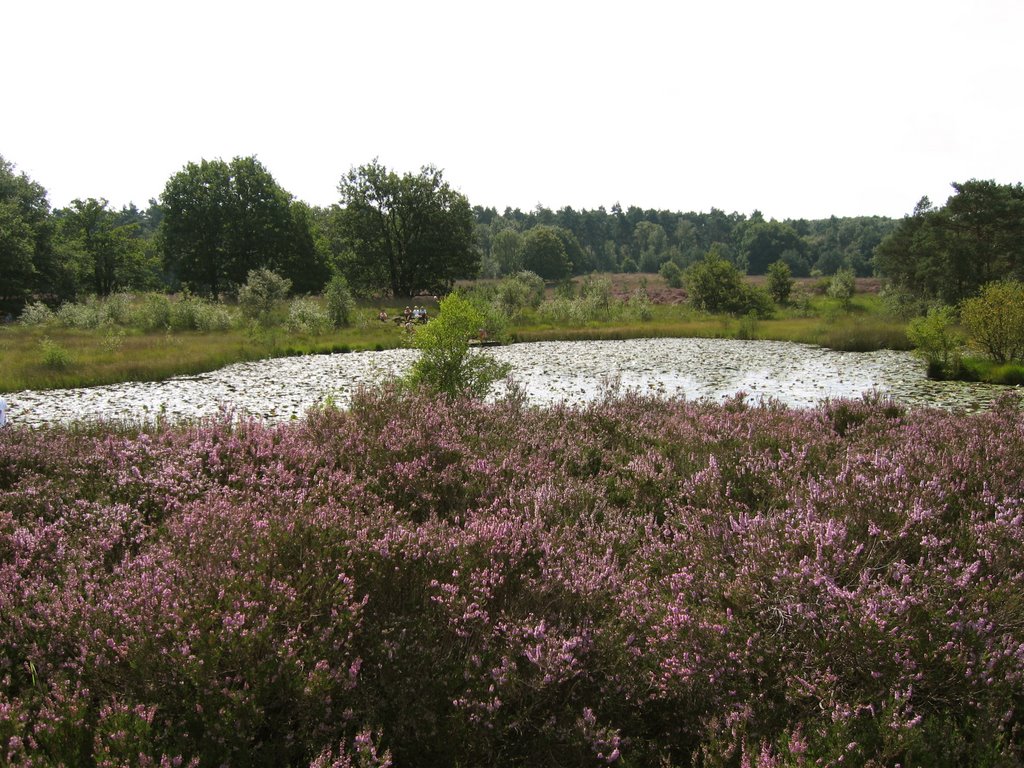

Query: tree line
left=3, top=150, right=1021, bottom=318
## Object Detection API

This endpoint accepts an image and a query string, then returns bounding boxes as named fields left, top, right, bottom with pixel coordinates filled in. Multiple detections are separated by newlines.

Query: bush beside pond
left=2, top=391, right=1023, bottom=766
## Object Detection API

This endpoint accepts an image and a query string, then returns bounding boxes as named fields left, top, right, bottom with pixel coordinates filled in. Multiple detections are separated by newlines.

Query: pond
left=3, top=338, right=1016, bottom=427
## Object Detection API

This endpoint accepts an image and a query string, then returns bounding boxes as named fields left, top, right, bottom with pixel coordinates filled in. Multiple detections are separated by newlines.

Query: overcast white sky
left=5, top=0, right=1023, bottom=220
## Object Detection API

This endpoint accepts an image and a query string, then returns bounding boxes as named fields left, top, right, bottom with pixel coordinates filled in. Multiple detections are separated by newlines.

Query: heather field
left=2, top=390, right=1024, bottom=767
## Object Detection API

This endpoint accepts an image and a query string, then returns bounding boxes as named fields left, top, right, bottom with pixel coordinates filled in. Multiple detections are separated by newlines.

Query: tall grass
left=1, top=287, right=916, bottom=392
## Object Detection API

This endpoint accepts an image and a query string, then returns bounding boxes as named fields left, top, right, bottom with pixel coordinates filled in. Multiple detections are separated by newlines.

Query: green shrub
left=495, top=271, right=545, bottom=318
left=324, top=273, right=356, bottom=328
left=960, top=280, right=1024, bottom=363
left=18, top=301, right=54, bottom=326
left=684, top=248, right=757, bottom=315
left=238, top=268, right=291, bottom=324
left=286, top=297, right=331, bottom=335
left=39, top=336, right=73, bottom=370
left=169, top=292, right=235, bottom=331
left=133, top=292, right=173, bottom=331
left=766, top=260, right=793, bottom=304
left=626, top=285, right=654, bottom=321
left=659, top=260, right=684, bottom=288
left=906, top=305, right=964, bottom=376
left=405, top=292, right=511, bottom=398
left=827, top=267, right=856, bottom=309
left=56, top=297, right=107, bottom=329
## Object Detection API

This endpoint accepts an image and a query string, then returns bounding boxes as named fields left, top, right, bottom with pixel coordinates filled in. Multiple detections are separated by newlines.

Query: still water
left=4, top=338, right=1015, bottom=427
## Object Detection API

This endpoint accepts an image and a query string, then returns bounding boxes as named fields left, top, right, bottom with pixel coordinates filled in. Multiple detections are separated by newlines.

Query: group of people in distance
left=404, top=306, right=428, bottom=323
left=377, top=305, right=430, bottom=333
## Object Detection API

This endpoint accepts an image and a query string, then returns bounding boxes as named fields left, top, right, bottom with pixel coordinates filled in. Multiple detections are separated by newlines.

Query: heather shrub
left=2, top=392, right=1024, bottom=766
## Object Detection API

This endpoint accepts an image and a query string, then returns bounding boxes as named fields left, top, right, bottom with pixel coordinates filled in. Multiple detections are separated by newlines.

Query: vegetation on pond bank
left=2, top=271, right=1021, bottom=393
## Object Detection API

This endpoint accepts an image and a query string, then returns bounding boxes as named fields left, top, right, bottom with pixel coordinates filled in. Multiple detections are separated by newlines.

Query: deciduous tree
left=521, top=225, right=571, bottom=281
left=160, top=157, right=319, bottom=297
left=336, top=161, right=477, bottom=297
left=0, top=155, right=64, bottom=313
left=960, top=280, right=1024, bottom=363
left=54, top=198, right=154, bottom=296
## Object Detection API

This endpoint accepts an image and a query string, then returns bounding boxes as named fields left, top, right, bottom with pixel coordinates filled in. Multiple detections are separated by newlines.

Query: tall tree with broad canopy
left=53, top=198, right=154, bottom=296
left=336, top=160, right=477, bottom=297
left=0, top=155, right=66, bottom=313
left=521, top=225, right=571, bottom=281
left=160, top=156, right=322, bottom=297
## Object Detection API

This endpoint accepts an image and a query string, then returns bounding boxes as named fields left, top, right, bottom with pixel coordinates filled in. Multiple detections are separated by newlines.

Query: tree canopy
left=0, top=155, right=58, bottom=313
left=160, top=156, right=324, bottom=297
left=336, top=160, right=477, bottom=297
left=875, top=180, right=1024, bottom=304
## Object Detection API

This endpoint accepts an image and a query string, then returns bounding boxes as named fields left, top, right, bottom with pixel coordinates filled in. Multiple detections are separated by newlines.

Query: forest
left=2, top=153, right=896, bottom=313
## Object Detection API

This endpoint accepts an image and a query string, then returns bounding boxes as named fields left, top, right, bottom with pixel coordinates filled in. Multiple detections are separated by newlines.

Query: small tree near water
left=960, top=280, right=1024, bottom=363
left=907, top=305, right=964, bottom=377
left=405, top=292, right=511, bottom=398
left=238, top=268, right=291, bottom=324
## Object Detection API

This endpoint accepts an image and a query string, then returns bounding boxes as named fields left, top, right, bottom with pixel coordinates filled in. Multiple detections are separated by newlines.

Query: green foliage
left=18, top=301, right=55, bottom=325
left=626, top=284, right=654, bottom=321
left=160, top=156, right=319, bottom=297
left=238, top=268, right=291, bottom=323
left=405, top=292, right=511, bottom=398
left=134, top=292, right=173, bottom=331
left=286, top=298, right=331, bottom=335
left=659, top=259, right=683, bottom=288
left=960, top=280, right=1024, bottom=363
left=876, top=182, right=1024, bottom=304
left=740, top=219, right=807, bottom=274
left=521, top=225, right=572, bottom=281
left=766, top=259, right=793, bottom=304
left=54, top=295, right=128, bottom=329
left=168, top=292, right=235, bottom=331
left=827, top=267, right=856, bottom=308
left=0, top=154, right=68, bottom=314
left=53, top=197, right=155, bottom=296
left=906, top=305, right=964, bottom=376
left=324, top=273, right=356, bottom=327
left=39, top=336, right=73, bottom=370
left=684, top=248, right=774, bottom=317
left=494, top=271, right=545, bottom=318
left=490, top=228, right=523, bottom=276
left=337, top=160, right=477, bottom=296
left=619, top=256, right=638, bottom=273
left=633, top=220, right=669, bottom=272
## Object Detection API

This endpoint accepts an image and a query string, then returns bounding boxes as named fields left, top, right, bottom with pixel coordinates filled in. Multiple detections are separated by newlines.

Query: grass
left=0, top=314, right=409, bottom=392
left=0, top=280, right=1007, bottom=393
left=510, top=294, right=913, bottom=351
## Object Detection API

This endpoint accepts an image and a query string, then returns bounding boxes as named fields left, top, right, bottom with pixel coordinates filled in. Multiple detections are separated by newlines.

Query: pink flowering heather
left=1, top=388, right=1022, bottom=766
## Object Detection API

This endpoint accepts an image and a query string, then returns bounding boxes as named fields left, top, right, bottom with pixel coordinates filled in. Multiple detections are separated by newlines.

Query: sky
left=5, top=0, right=1023, bottom=221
